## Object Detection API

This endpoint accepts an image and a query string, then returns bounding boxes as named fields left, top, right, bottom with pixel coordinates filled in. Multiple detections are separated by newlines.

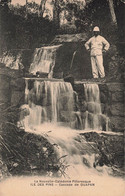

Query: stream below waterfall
left=16, top=80, right=123, bottom=179
left=0, top=122, right=124, bottom=196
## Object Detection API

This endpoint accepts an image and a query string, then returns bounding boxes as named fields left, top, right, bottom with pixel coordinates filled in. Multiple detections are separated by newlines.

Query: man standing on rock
left=85, top=26, right=110, bottom=79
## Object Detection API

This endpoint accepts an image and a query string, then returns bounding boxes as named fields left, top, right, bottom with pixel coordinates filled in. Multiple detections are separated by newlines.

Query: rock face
left=0, top=67, right=25, bottom=118
left=99, top=83, right=124, bottom=132
left=10, top=78, right=25, bottom=106
left=52, top=33, right=87, bottom=43
left=51, top=33, right=92, bottom=79
left=81, top=131, right=124, bottom=177
left=0, top=73, right=11, bottom=123
left=53, top=42, right=92, bottom=79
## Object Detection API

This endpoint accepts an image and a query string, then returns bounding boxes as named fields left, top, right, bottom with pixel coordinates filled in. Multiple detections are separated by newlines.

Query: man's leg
left=96, top=55, right=105, bottom=78
left=91, top=56, right=99, bottom=78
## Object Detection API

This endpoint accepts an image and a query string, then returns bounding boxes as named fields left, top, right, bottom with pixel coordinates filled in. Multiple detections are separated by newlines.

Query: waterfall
left=23, top=81, right=109, bottom=131
left=70, top=51, right=76, bottom=69
left=29, top=45, right=62, bottom=78
left=23, top=80, right=81, bottom=129
left=16, top=79, right=123, bottom=182
left=84, top=83, right=108, bottom=131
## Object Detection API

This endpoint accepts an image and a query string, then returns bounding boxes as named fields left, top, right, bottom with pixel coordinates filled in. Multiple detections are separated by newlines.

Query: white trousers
left=91, top=55, right=105, bottom=78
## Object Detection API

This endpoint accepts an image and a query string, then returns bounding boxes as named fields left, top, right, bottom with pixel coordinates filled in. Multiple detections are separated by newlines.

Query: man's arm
left=102, top=37, right=110, bottom=51
left=84, top=38, right=92, bottom=51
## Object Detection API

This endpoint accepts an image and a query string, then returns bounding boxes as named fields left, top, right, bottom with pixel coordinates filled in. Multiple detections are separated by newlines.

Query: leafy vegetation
left=0, top=105, right=69, bottom=180
left=0, top=0, right=124, bottom=51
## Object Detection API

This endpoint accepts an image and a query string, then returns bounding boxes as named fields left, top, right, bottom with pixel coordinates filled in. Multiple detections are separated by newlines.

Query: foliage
left=0, top=0, right=124, bottom=49
left=0, top=0, right=124, bottom=80
left=0, top=0, right=11, bottom=5
left=0, top=106, right=68, bottom=179
left=0, top=2, right=55, bottom=52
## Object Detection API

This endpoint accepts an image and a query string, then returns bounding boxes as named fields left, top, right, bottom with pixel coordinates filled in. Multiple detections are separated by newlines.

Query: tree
left=39, top=0, right=47, bottom=17
left=0, top=0, right=12, bottom=54
left=107, top=0, right=117, bottom=25
left=52, top=0, right=60, bottom=29
left=0, top=0, right=11, bottom=5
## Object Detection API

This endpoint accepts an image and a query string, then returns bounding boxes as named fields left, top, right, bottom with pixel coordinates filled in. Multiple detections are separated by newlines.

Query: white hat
left=93, top=26, right=100, bottom=31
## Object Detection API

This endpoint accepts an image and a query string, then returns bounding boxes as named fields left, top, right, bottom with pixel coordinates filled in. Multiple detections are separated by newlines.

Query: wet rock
left=100, top=91, right=108, bottom=103
left=60, top=110, right=72, bottom=122
left=19, top=104, right=30, bottom=121
left=99, top=115, right=107, bottom=131
left=101, top=103, right=106, bottom=114
left=64, top=74, right=74, bottom=86
left=80, top=101, right=87, bottom=112
left=99, top=84, right=108, bottom=93
left=27, top=80, right=35, bottom=91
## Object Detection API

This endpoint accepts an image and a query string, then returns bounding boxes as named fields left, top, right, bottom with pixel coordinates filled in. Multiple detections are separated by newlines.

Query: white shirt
left=85, top=35, right=110, bottom=56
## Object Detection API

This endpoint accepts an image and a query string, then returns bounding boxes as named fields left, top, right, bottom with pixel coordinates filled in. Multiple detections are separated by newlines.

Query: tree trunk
left=53, top=0, right=60, bottom=29
left=39, top=0, right=47, bottom=17
left=107, top=0, right=117, bottom=25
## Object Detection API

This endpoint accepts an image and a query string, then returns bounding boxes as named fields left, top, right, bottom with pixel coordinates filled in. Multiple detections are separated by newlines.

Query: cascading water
left=29, top=45, right=62, bottom=78
left=1, top=79, right=124, bottom=196
left=22, top=79, right=98, bottom=177
left=70, top=51, right=76, bottom=69
left=84, top=83, right=109, bottom=131
left=20, top=79, right=117, bottom=179
left=23, top=80, right=80, bottom=130
left=17, top=45, right=122, bottom=181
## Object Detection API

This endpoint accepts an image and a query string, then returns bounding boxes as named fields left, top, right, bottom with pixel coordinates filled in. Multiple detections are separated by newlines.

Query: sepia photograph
left=0, top=0, right=124, bottom=196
